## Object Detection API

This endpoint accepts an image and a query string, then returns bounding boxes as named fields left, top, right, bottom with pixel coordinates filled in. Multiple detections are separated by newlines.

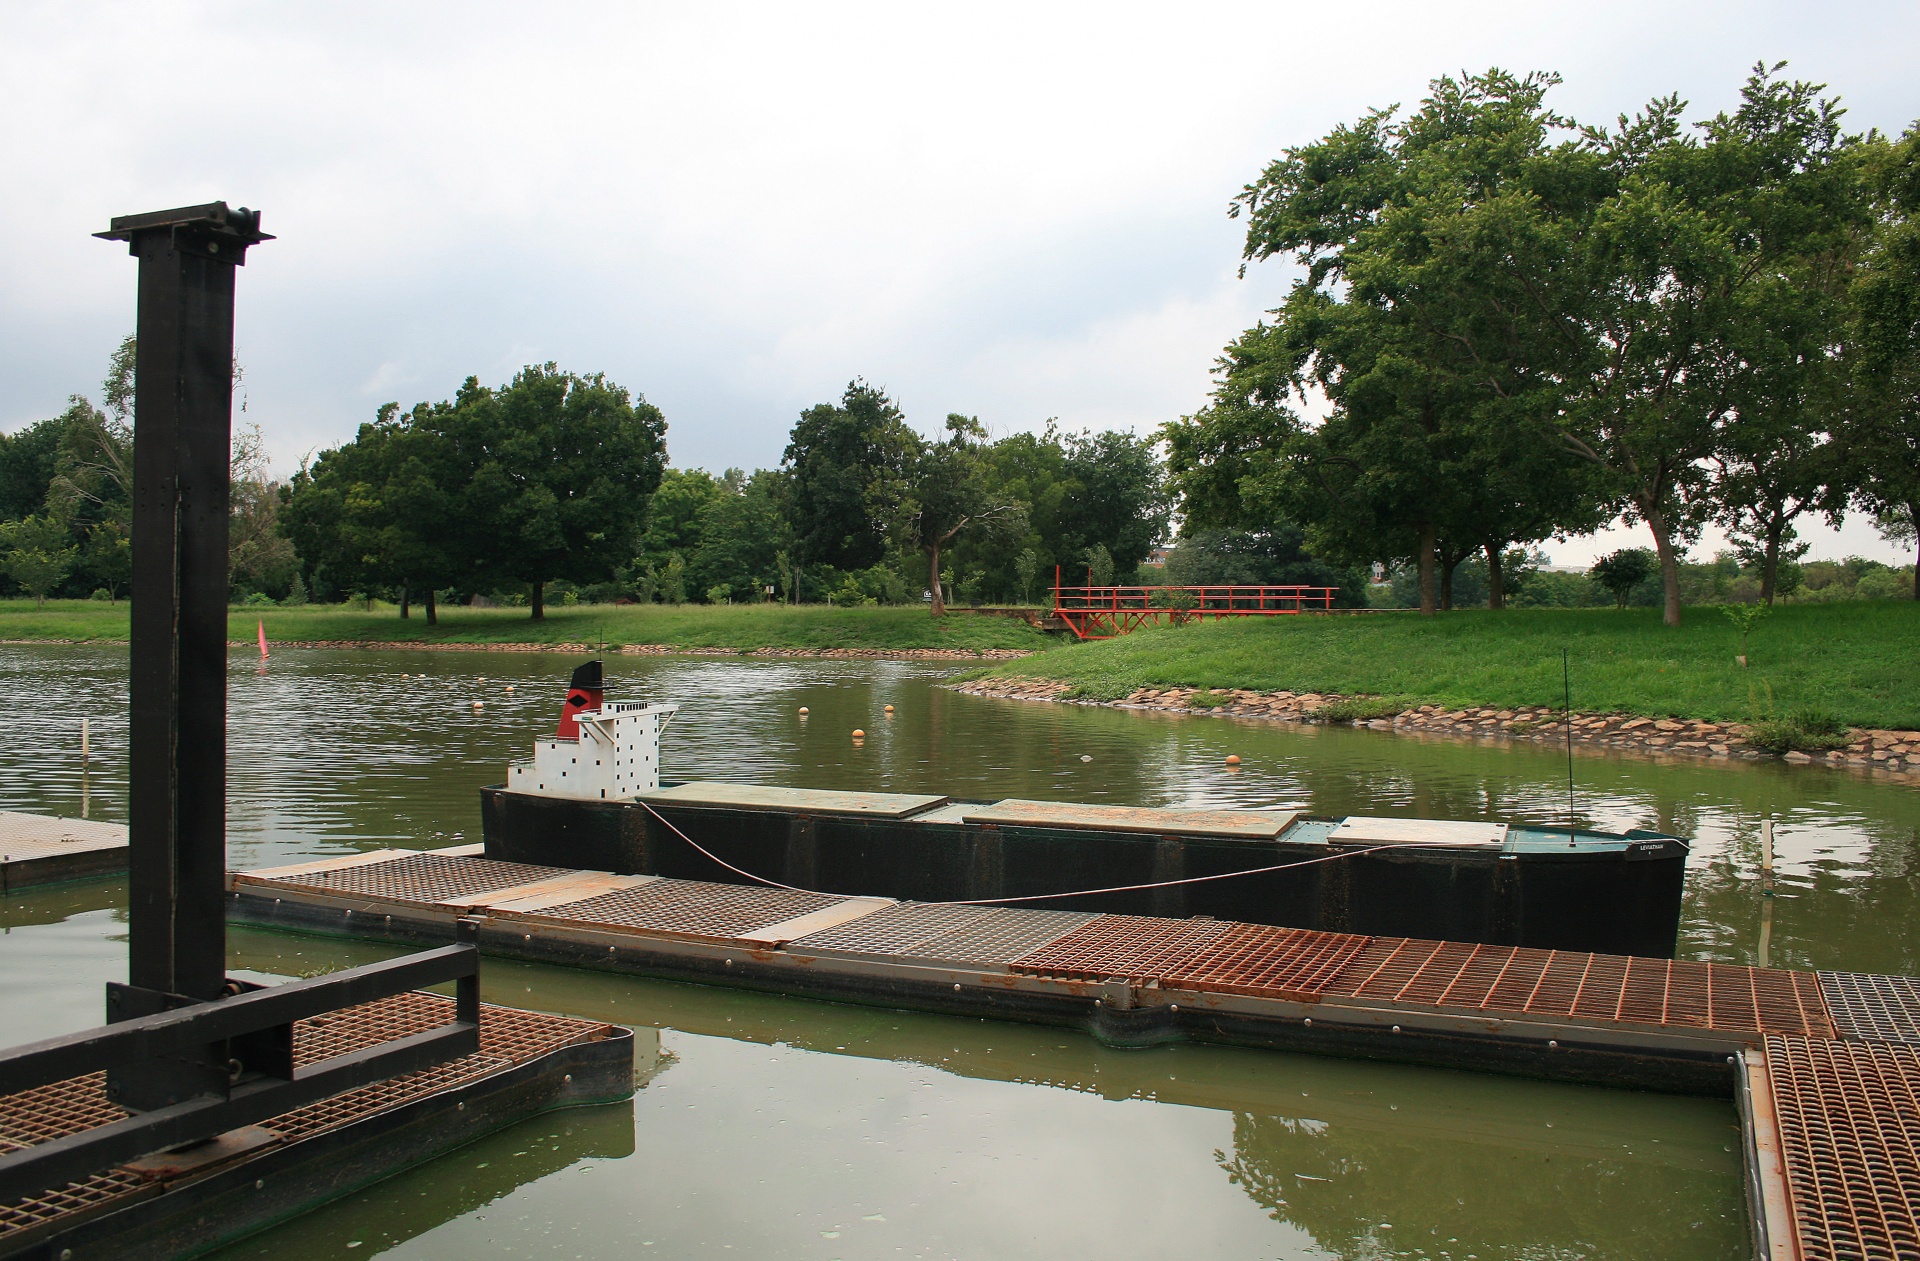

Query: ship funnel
left=556, top=659, right=605, bottom=738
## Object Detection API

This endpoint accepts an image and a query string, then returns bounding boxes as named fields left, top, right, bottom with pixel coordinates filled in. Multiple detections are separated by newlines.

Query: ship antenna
left=1563, top=647, right=1576, bottom=846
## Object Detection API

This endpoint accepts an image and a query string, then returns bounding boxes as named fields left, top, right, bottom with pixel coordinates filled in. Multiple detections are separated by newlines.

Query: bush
left=1313, top=696, right=1409, bottom=723
left=89, top=588, right=110, bottom=601
left=1746, top=711, right=1853, bottom=754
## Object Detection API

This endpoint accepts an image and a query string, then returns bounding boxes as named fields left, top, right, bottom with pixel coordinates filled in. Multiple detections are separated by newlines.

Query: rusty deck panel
left=1818, top=971, right=1920, bottom=1048
left=1161, top=922, right=1372, bottom=1000
left=1762, top=1034, right=1920, bottom=1261
left=0, top=993, right=610, bottom=1246
left=522, top=878, right=841, bottom=943
left=246, top=851, right=568, bottom=907
left=639, top=782, right=949, bottom=819
left=1008, top=914, right=1233, bottom=982
left=957, top=799, right=1297, bottom=839
left=1324, top=937, right=1833, bottom=1039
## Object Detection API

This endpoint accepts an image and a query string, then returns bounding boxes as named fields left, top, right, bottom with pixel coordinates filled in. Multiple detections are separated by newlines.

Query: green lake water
left=2, top=642, right=1916, bottom=1259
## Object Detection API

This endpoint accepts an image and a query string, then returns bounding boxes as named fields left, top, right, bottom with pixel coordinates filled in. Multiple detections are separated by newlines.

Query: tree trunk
left=530, top=579, right=545, bottom=620
left=1417, top=523, right=1437, bottom=616
left=928, top=545, right=946, bottom=616
left=425, top=586, right=437, bottom=626
left=1910, top=501, right=1920, bottom=600
left=1761, top=516, right=1783, bottom=606
left=1485, top=542, right=1506, bottom=610
left=1639, top=496, right=1683, bottom=627
left=399, top=584, right=409, bottom=619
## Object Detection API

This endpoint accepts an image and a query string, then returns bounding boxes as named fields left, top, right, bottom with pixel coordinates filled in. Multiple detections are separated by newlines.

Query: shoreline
left=0, top=638, right=1035, bottom=662
left=951, top=675, right=1920, bottom=779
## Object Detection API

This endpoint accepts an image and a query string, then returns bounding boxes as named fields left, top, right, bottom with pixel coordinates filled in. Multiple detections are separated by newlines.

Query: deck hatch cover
left=534, top=878, right=840, bottom=942
left=1330, top=817, right=1508, bottom=846
left=909, top=908, right=1098, bottom=967
left=1764, top=1033, right=1920, bottom=1261
left=1818, top=971, right=1920, bottom=1047
left=789, top=902, right=1000, bottom=957
left=1326, top=938, right=1832, bottom=1036
left=1161, top=923, right=1372, bottom=999
left=638, top=782, right=948, bottom=819
left=1008, top=915, right=1232, bottom=983
left=261, top=852, right=567, bottom=906
left=957, top=800, right=1295, bottom=839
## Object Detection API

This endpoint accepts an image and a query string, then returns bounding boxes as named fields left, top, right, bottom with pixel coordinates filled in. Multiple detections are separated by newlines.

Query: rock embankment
left=951, top=676, right=1919, bottom=775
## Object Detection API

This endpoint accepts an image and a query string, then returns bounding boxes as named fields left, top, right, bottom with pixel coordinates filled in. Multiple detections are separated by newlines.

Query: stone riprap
left=951, top=676, right=1920, bottom=776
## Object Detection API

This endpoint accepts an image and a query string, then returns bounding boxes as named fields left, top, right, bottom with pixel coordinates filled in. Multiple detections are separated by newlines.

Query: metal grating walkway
left=789, top=901, right=1000, bottom=957
left=0, top=994, right=609, bottom=1242
left=1161, top=923, right=1371, bottom=999
left=534, top=879, right=840, bottom=943
left=1819, top=971, right=1920, bottom=1048
left=264, top=852, right=567, bottom=906
left=909, top=908, right=1097, bottom=967
left=1009, top=915, right=1233, bottom=983
left=1765, top=1034, right=1920, bottom=1261
left=1324, top=937, right=1833, bottom=1038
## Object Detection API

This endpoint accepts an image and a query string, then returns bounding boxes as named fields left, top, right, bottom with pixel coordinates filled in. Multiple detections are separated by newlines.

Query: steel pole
left=96, top=203, right=271, bottom=1106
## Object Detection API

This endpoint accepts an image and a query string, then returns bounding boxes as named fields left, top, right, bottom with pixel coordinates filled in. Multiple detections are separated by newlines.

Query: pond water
left=2, top=642, right=1916, bottom=1259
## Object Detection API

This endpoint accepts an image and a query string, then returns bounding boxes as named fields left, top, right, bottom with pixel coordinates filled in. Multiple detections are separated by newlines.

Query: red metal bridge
left=1051, top=574, right=1339, bottom=640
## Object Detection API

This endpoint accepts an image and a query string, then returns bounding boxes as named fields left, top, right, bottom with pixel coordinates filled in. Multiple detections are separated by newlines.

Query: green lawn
left=974, top=603, right=1920, bottom=729
left=0, top=600, right=1051, bottom=653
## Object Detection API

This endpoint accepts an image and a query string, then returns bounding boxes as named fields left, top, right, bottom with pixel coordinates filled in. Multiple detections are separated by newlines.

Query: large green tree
left=455, top=364, right=667, bottom=618
left=891, top=415, right=1024, bottom=615
left=781, top=381, right=918, bottom=572
left=1841, top=125, right=1920, bottom=598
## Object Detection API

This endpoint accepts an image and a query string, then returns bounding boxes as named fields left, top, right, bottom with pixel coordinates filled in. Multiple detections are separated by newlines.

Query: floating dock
left=0, top=990, right=632, bottom=1260
left=0, top=812, right=128, bottom=891
left=229, top=844, right=1920, bottom=1261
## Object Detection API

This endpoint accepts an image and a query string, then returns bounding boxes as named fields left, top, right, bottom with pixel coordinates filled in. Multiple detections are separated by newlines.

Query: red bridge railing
left=1051, top=574, right=1339, bottom=640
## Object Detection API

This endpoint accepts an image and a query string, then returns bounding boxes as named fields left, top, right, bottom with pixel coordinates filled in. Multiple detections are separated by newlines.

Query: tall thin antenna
left=1563, top=648, right=1576, bottom=846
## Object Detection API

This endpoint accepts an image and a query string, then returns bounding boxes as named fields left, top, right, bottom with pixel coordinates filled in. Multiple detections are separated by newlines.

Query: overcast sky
left=3, top=1, right=1915, bottom=567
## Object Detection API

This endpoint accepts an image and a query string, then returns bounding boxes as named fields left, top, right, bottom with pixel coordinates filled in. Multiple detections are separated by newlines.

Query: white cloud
left=1, top=1, right=1914, bottom=560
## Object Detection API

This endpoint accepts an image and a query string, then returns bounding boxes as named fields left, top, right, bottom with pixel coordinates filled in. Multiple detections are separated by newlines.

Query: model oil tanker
left=481, top=662, right=1688, bottom=958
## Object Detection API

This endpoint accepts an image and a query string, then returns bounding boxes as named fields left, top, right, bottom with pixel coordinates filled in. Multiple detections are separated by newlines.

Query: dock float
left=0, top=812, right=127, bottom=891
left=229, top=845, right=1920, bottom=1261
left=0, top=992, right=632, bottom=1260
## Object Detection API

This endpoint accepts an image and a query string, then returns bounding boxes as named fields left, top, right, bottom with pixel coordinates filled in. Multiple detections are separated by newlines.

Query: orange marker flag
left=257, top=618, right=269, bottom=660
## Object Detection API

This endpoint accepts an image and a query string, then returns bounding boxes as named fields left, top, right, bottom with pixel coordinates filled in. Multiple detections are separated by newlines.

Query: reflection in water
left=2, top=643, right=1913, bottom=1258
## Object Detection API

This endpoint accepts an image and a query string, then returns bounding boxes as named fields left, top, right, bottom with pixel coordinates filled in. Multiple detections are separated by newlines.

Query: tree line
left=1163, top=64, right=1920, bottom=621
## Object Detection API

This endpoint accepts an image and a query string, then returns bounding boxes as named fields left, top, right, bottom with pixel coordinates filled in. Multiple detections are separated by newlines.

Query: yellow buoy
left=852, top=729, right=866, bottom=739
left=884, top=704, right=895, bottom=713
left=1225, top=754, right=1242, bottom=766
left=504, top=685, right=514, bottom=692
left=472, top=700, right=484, bottom=709
left=798, top=707, right=809, bottom=716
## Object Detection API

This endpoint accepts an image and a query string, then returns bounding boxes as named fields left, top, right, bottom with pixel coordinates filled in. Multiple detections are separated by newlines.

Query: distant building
left=1141, top=548, right=1170, bottom=569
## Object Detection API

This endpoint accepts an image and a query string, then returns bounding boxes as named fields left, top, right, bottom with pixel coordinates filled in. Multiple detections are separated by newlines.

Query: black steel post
left=95, top=203, right=271, bottom=1107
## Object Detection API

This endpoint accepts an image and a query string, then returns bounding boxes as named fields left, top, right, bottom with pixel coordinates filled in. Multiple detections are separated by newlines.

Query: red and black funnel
left=556, top=659, right=604, bottom=738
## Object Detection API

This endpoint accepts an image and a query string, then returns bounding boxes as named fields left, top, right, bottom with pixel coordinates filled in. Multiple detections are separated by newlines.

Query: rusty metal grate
left=789, top=901, right=999, bottom=957
left=0, top=995, right=609, bottom=1236
left=1160, top=923, right=1371, bottom=999
left=1766, top=1033, right=1920, bottom=1261
left=267, top=852, right=566, bottom=906
left=910, top=908, right=1097, bottom=967
left=1820, top=971, right=1920, bottom=1047
left=1325, top=938, right=1833, bottom=1037
left=536, top=878, right=839, bottom=942
left=1008, top=914, right=1232, bottom=983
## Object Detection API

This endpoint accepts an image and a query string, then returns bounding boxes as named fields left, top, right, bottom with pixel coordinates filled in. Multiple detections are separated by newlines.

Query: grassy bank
left=0, top=600, right=1050, bottom=653
left=973, top=603, right=1920, bottom=729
